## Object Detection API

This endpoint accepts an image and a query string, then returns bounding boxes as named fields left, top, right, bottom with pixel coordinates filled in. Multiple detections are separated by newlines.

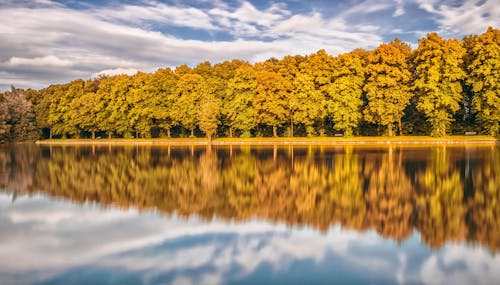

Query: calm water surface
left=1, top=144, right=500, bottom=285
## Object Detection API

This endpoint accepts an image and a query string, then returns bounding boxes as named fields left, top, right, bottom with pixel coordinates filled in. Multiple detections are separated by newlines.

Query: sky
left=0, top=0, right=498, bottom=91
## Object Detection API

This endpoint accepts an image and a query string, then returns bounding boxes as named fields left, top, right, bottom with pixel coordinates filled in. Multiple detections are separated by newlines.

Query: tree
left=97, top=75, right=134, bottom=138
left=1, top=88, right=39, bottom=141
left=174, top=74, right=207, bottom=137
left=128, top=72, right=155, bottom=138
left=150, top=68, right=178, bottom=137
left=364, top=39, right=413, bottom=136
left=290, top=72, right=322, bottom=136
left=0, top=94, right=10, bottom=143
left=326, top=50, right=366, bottom=136
left=465, top=27, right=500, bottom=136
left=199, top=99, right=220, bottom=142
left=300, top=50, right=335, bottom=135
left=223, top=65, right=257, bottom=137
left=69, top=80, right=100, bottom=139
left=48, top=81, right=80, bottom=138
left=413, top=33, right=466, bottom=136
left=254, top=71, right=293, bottom=137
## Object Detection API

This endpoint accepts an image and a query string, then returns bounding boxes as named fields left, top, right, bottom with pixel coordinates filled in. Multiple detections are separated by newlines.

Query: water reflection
left=1, top=144, right=500, bottom=284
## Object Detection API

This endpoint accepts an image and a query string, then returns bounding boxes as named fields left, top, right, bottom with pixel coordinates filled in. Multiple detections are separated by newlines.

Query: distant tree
left=413, top=33, right=466, bottom=136
left=364, top=39, right=413, bottom=136
left=465, top=27, right=500, bottom=136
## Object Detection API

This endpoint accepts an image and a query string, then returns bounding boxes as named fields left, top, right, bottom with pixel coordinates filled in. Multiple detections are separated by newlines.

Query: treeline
left=4, top=27, right=500, bottom=141
left=2, top=145, right=499, bottom=251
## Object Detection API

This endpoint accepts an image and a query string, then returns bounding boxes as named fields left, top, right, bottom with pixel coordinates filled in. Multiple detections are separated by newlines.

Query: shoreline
left=35, top=136, right=500, bottom=146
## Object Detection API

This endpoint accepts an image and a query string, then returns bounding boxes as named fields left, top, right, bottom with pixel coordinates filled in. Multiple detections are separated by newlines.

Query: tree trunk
left=207, top=133, right=212, bottom=144
left=49, top=129, right=53, bottom=139
left=229, top=127, right=233, bottom=138
left=190, top=129, right=194, bottom=138
left=108, top=132, right=112, bottom=139
left=273, top=126, right=277, bottom=137
left=290, top=118, right=293, bottom=137
left=442, top=120, right=446, bottom=136
left=91, top=130, right=95, bottom=140
left=167, top=128, right=171, bottom=138
left=398, top=117, right=403, bottom=136
left=388, top=124, right=393, bottom=137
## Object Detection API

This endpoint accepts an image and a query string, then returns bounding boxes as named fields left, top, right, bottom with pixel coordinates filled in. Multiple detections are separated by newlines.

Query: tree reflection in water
left=1, top=144, right=499, bottom=253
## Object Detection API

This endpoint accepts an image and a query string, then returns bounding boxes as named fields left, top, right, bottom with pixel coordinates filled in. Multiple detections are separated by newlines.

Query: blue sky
left=0, top=0, right=498, bottom=90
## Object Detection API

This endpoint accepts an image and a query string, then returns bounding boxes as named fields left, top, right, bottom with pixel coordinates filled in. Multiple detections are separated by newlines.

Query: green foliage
left=364, top=39, right=413, bottom=136
left=199, top=99, right=220, bottom=141
left=174, top=74, right=208, bottom=135
left=254, top=71, right=293, bottom=136
left=413, top=33, right=466, bottom=136
left=224, top=65, right=257, bottom=136
left=465, top=27, right=500, bottom=136
left=326, top=50, right=367, bottom=136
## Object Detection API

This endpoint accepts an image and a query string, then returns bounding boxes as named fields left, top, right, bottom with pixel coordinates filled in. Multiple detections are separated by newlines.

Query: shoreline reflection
left=1, top=144, right=499, bottom=253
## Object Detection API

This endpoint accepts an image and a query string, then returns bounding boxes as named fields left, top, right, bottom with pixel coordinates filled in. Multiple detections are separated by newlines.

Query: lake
left=1, top=144, right=499, bottom=285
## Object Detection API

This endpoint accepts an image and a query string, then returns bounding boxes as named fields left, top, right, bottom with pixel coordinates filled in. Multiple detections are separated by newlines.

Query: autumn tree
left=301, top=50, right=335, bottom=135
left=364, top=39, right=413, bottom=136
left=2, top=87, right=38, bottom=141
left=69, top=79, right=100, bottom=139
left=465, top=27, right=500, bottom=136
left=326, top=50, right=366, bottom=136
left=97, top=75, right=134, bottom=138
left=174, top=74, right=207, bottom=137
left=0, top=94, right=10, bottom=143
left=254, top=71, right=293, bottom=137
left=199, top=99, right=220, bottom=142
left=149, top=68, right=178, bottom=137
left=224, top=65, right=257, bottom=137
left=413, top=33, right=466, bottom=136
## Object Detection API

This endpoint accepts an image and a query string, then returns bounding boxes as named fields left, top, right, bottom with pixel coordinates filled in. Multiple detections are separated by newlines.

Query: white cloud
left=415, top=0, right=500, bottom=35
left=92, top=68, right=139, bottom=78
left=393, top=0, right=405, bottom=16
left=95, top=1, right=218, bottom=30
left=6, top=55, right=73, bottom=67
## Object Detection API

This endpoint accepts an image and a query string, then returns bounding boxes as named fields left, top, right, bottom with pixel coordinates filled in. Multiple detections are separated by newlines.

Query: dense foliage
left=2, top=28, right=499, bottom=141
left=0, top=87, right=38, bottom=143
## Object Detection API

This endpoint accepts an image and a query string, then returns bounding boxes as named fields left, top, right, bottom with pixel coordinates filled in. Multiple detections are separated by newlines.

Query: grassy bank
left=36, top=136, right=499, bottom=146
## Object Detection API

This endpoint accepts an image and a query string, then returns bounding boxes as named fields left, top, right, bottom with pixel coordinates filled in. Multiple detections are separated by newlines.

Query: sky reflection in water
left=0, top=145, right=499, bottom=285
